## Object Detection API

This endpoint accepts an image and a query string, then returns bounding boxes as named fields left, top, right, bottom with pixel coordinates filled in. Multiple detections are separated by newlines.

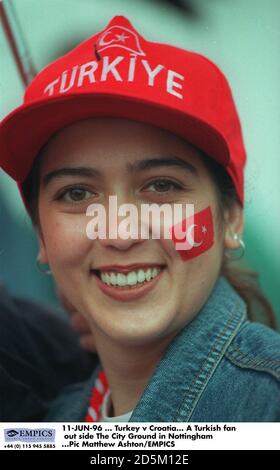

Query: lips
left=91, top=264, right=166, bottom=301
left=93, top=263, right=166, bottom=274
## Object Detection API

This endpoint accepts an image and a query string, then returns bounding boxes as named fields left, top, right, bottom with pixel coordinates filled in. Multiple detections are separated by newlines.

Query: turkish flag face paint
left=170, top=206, right=214, bottom=261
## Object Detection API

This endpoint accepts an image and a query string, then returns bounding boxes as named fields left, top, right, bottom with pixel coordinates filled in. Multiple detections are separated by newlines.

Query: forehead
left=39, top=117, right=204, bottom=173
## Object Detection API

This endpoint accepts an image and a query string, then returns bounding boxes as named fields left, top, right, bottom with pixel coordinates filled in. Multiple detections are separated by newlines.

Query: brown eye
left=59, top=187, right=95, bottom=203
left=69, top=189, right=88, bottom=201
left=145, top=179, right=183, bottom=193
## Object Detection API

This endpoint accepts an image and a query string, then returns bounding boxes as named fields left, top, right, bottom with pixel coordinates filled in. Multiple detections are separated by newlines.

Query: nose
left=96, top=220, right=147, bottom=252
left=98, top=232, right=145, bottom=251
left=88, top=195, right=148, bottom=251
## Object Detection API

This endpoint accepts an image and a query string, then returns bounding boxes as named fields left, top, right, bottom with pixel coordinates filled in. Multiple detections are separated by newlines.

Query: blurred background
left=0, top=0, right=279, bottom=326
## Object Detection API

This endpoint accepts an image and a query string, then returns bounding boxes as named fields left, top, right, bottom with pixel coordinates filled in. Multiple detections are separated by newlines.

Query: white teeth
left=117, top=273, right=126, bottom=287
left=137, top=270, right=146, bottom=283
left=110, top=273, right=117, bottom=285
left=146, top=270, right=152, bottom=282
left=98, top=267, right=162, bottom=288
left=127, top=271, right=138, bottom=286
left=152, top=268, right=158, bottom=278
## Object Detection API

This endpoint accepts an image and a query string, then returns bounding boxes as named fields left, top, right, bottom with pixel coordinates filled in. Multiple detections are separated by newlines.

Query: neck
left=91, top=328, right=177, bottom=417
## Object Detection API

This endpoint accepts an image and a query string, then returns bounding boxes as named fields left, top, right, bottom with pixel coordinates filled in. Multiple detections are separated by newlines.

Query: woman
left=0, top=16, right=279, bottom=422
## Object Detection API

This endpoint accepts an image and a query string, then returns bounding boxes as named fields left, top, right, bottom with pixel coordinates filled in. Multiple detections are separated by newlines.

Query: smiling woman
left=0, top=15, right=279, bottom=422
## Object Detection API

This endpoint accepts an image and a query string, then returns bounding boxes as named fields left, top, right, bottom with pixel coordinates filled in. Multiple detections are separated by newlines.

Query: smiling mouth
left=91, top=266, right=164, bottom=289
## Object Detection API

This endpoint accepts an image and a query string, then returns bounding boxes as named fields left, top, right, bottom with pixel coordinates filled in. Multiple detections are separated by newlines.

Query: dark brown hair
left=203, top=157, right=277, bottom=329
left=22, top=144, right=278, bottom=329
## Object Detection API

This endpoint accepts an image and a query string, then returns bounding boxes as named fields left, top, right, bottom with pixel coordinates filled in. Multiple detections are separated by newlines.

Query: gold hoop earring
left=36, top=258, right=52, bottom=275
left=225, top=234, right=246, bottom=261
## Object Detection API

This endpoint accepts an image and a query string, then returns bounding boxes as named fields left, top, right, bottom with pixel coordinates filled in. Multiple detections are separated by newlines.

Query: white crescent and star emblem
left=186, top=224, right=207, bottom=248
left=99, top=31, right=130, bottom=46
left=171, top=206, right=214, bottom=260
left=96, top=25, right=146, bottom=56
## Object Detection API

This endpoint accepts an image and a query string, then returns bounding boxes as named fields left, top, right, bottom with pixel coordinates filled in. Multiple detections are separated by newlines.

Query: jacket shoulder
left=225, top=321, right=280, bottom=381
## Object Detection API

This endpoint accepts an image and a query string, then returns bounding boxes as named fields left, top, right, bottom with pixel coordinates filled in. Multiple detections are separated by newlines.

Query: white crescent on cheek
left=170, top=206, right=214, bottom=261
left=186, top=224, right=203, bottom=248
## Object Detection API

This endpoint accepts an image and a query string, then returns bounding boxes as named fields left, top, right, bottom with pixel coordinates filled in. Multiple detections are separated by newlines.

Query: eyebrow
left=42, top=156, right=198, bottom=187
left=128, top=156, right=198, bottom=175
left=42, top=166, right=101, bottom=187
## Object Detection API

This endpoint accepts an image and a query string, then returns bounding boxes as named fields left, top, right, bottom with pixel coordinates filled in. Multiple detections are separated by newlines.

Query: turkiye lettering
left=43, top=56, right=185, bottom=99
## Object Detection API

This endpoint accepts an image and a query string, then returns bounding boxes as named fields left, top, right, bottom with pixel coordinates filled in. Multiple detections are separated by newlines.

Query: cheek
left=161, top=206, right=223, bottom=323
left=40, top=214, right=91, bottom=266
left=160, top=205, right=216, bottom=262
left=160, top=205, right=223, bottom=276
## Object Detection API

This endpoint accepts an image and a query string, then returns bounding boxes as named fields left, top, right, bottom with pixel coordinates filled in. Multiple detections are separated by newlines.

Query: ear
left=37, top=231, right=49, bottom=265
left=223, top=202, right=244, bottom=250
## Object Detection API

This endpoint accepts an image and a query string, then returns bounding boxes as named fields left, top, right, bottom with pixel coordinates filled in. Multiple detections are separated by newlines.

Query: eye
left=56, top=187, right=96, bottom=203
left=143, top=179, right=183, bottom=193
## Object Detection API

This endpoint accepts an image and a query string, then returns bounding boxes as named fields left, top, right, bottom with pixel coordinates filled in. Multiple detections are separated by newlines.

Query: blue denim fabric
left=45, top=276, right=280, bottom=422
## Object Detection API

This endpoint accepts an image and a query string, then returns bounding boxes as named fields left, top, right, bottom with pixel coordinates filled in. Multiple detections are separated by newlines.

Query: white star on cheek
left=115, top=33, right=129, bottom=43
left=202, top=225, right=207, bottom=234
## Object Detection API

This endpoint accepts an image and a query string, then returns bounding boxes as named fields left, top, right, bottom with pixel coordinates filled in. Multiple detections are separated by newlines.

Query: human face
left=38, top=118, right=225, bottom=347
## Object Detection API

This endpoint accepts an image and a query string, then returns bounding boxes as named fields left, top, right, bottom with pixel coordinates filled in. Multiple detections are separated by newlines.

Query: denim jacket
left=45, top=276, right=280, bottom=422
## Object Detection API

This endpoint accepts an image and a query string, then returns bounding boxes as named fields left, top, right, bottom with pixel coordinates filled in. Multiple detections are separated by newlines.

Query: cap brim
left=0, top=91, right=230, bottom=183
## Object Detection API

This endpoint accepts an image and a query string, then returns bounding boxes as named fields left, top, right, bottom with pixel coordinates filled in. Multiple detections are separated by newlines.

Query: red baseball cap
left=0, top=15, right=246, bottom=205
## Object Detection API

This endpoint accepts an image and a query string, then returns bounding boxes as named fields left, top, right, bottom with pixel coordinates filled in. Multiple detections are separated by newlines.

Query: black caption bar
left=0, top=450, right=277, bottom=465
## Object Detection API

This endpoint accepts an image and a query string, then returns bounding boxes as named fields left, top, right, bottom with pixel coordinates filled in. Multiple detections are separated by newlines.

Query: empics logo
left=6, top=430, right=19, bottom=438
left=4, top=428, right=56, bottom=443
left=96, top=25, right=146, bottom=56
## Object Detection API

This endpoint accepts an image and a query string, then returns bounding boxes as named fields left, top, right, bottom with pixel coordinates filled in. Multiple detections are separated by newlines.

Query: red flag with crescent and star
left=96, top=24, right=146, bottom=56
left=170, top=206, right=214, bottom=260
